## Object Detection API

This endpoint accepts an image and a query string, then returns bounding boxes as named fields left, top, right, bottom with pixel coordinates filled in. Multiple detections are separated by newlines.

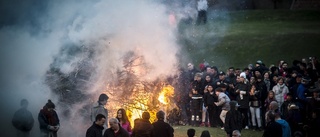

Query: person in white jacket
left=196, top=0, right=208, bottom=25
left=272, top=77, right=289, bottom=109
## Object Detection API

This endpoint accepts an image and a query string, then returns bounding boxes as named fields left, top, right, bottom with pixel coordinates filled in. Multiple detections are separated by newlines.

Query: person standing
left=104, top=118, right=130, bottom=137
left=12, top=99, right=34, bottom=137
left=91, top=94, right=109, bottom=129
left=86, top=114, right=106, bottom=137
left=131, top=112, right=153, bottom=137
left=116, top=108, right=132, bottom=135
left=189, top=88, right=203, bottom=126
left=263, top=110, right=282, bottom=137
left=234, top=72, right=250, bottom=129
left=203, top=84, right=219, bottom=127
left=38, top=100, right=60, bottom=137
left=152, top=110, right=174, bottom=137
left=225, top=101, right=242, bottom=137
left=196, top=0, right=208, bottom=25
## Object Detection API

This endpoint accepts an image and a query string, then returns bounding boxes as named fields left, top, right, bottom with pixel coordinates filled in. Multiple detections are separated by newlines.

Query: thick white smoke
left=0, top=0, right=180, bottom=136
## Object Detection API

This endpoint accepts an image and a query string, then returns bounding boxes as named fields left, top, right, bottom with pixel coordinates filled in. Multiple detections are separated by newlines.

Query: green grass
left=178, top=10, right=320, bottom=71
left=173, top=125, right=263, bottom=137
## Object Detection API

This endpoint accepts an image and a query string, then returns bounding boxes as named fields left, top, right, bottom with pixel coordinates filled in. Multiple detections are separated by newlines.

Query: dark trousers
left=208, top=106, right=221, bottom=127
left=196, top=10, right=207, bottom=25
left=238, top=107, right=249, bottom=128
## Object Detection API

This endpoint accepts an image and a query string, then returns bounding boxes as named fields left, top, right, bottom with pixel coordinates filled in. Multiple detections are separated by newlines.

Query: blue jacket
left=276, top=119, right=291, bottom=137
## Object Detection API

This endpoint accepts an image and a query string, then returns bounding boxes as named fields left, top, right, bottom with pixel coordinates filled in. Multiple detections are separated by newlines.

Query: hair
left=268, top=91, right=275, bottom=97
left=232, top=130, right=241, bottom=136
left=98, top=93, right=109, bottom=102
left=187, top=128, right=195, bottom=137
left=116, top=108, right=129, bottom=123
left=109, top=117, right=119, bottom=124
left=20, top=99, right=28, bottom=107
left=95, top=114, right=106, bottom=121
left=200, top=130, right=210, bottom=137
left=156, top=110, right=165, bottom=120
left=45, top=99, right=55, bottom=109
left=142, top=111, right=150, bottom=120
left=215, top=87, right=223, bottom=92
left=277, top=76, right=285, bottom=83
left=267, top=110, right=276, bottom=122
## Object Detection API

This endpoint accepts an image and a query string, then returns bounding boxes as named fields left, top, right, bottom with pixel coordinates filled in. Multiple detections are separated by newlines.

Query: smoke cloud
left=0, top=0, right=181, bottom=136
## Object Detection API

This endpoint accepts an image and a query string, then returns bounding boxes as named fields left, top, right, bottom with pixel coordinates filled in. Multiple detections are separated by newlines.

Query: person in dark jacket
left=152, top=110, right=174, bottom=137
left=86, top=114, right=106, bottom=137
left=263, top=110, right=282, bottom=137
left=189, top=88, right=203, bottom=126
left=38, top=100, right=60, bottom=137
left=225, top=101, right=242, bottom=137
left=203, top=84, right=219, bottom=127
left=132, top=112, right=153, bottom=137
left=104, top=118, right=129, bottom=137
left=234, top=73, right=250, bottom=129
left=12, top=99, right=34, bottom=137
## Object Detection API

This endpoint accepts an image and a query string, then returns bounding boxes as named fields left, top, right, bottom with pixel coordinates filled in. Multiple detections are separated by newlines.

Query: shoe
left=200, top=122, right=205, bottom=127
left=221, top=127, right=224, bottom=130
left=245, top=126, right=249, bottom=129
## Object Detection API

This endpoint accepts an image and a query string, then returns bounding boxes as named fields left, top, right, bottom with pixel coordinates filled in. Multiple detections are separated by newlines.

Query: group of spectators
left=171, top=57, right=320, bottom=137
left=86, top=93, right=174, bottom=137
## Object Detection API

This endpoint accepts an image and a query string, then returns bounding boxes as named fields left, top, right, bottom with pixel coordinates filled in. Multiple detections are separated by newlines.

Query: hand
left=54, top=126, right=60, bottom=131
left=48, top=126, right=55, bottom=131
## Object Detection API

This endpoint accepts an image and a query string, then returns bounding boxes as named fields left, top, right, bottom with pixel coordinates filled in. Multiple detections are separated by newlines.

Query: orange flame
left=158, top=85, right=174, bottom=105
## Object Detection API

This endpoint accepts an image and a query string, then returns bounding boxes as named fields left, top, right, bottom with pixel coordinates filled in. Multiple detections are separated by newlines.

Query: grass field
left=178, top=9, right=320, bottom=70
left=174, top=9, right=320, bottom=137
left=173, top=125, right=263, bottom=137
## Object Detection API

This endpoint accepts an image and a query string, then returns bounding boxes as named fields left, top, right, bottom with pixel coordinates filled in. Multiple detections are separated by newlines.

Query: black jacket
left=203, top=91, right=218, bottom=109
left=132, top=119, right=153, bottom=137
left=152, top=120, right=174, bottom=137
left=86, top=122, right=104, bottom=137
left=263, top=121, right=282, bottom=137
left=234, top=82, right=250, bottom=108
left=224, top=109, right=242, bottom=134
left=12, top=108, right=34, bottom=132
left=104, top=126, right=130, bottom=137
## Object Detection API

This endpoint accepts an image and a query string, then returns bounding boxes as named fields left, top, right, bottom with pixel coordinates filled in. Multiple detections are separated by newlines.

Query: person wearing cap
left=224, top=101, right=242, bottom=137
left=12, top=99, right=34, bottom=137
left=286, top=103, right=302, bottom=136
left=296, top=76, right=311, bottom=116
left=152, top=110, right=174, bottom=137
left=280, top=93, right=294, bottom=117
left=91, top=94, right=109, bottom=129
left=214, top=71, right=230, bottom=90
left=132, top=112, right=153, bottom=137
left=38, top=100, right=60, bottom=137
left=234, top=72, right=250, bottom=129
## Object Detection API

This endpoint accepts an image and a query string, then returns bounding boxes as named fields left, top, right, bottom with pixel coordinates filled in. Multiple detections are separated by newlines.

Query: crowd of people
left=10, top=56, right=320, bottom=137
left=170, top=56, right=320, bottom=137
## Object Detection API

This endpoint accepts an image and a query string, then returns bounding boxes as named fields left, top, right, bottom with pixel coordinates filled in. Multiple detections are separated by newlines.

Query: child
left=265, top=91, right=277, bottom=112
left=190, top=88, right=203, bottom=126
